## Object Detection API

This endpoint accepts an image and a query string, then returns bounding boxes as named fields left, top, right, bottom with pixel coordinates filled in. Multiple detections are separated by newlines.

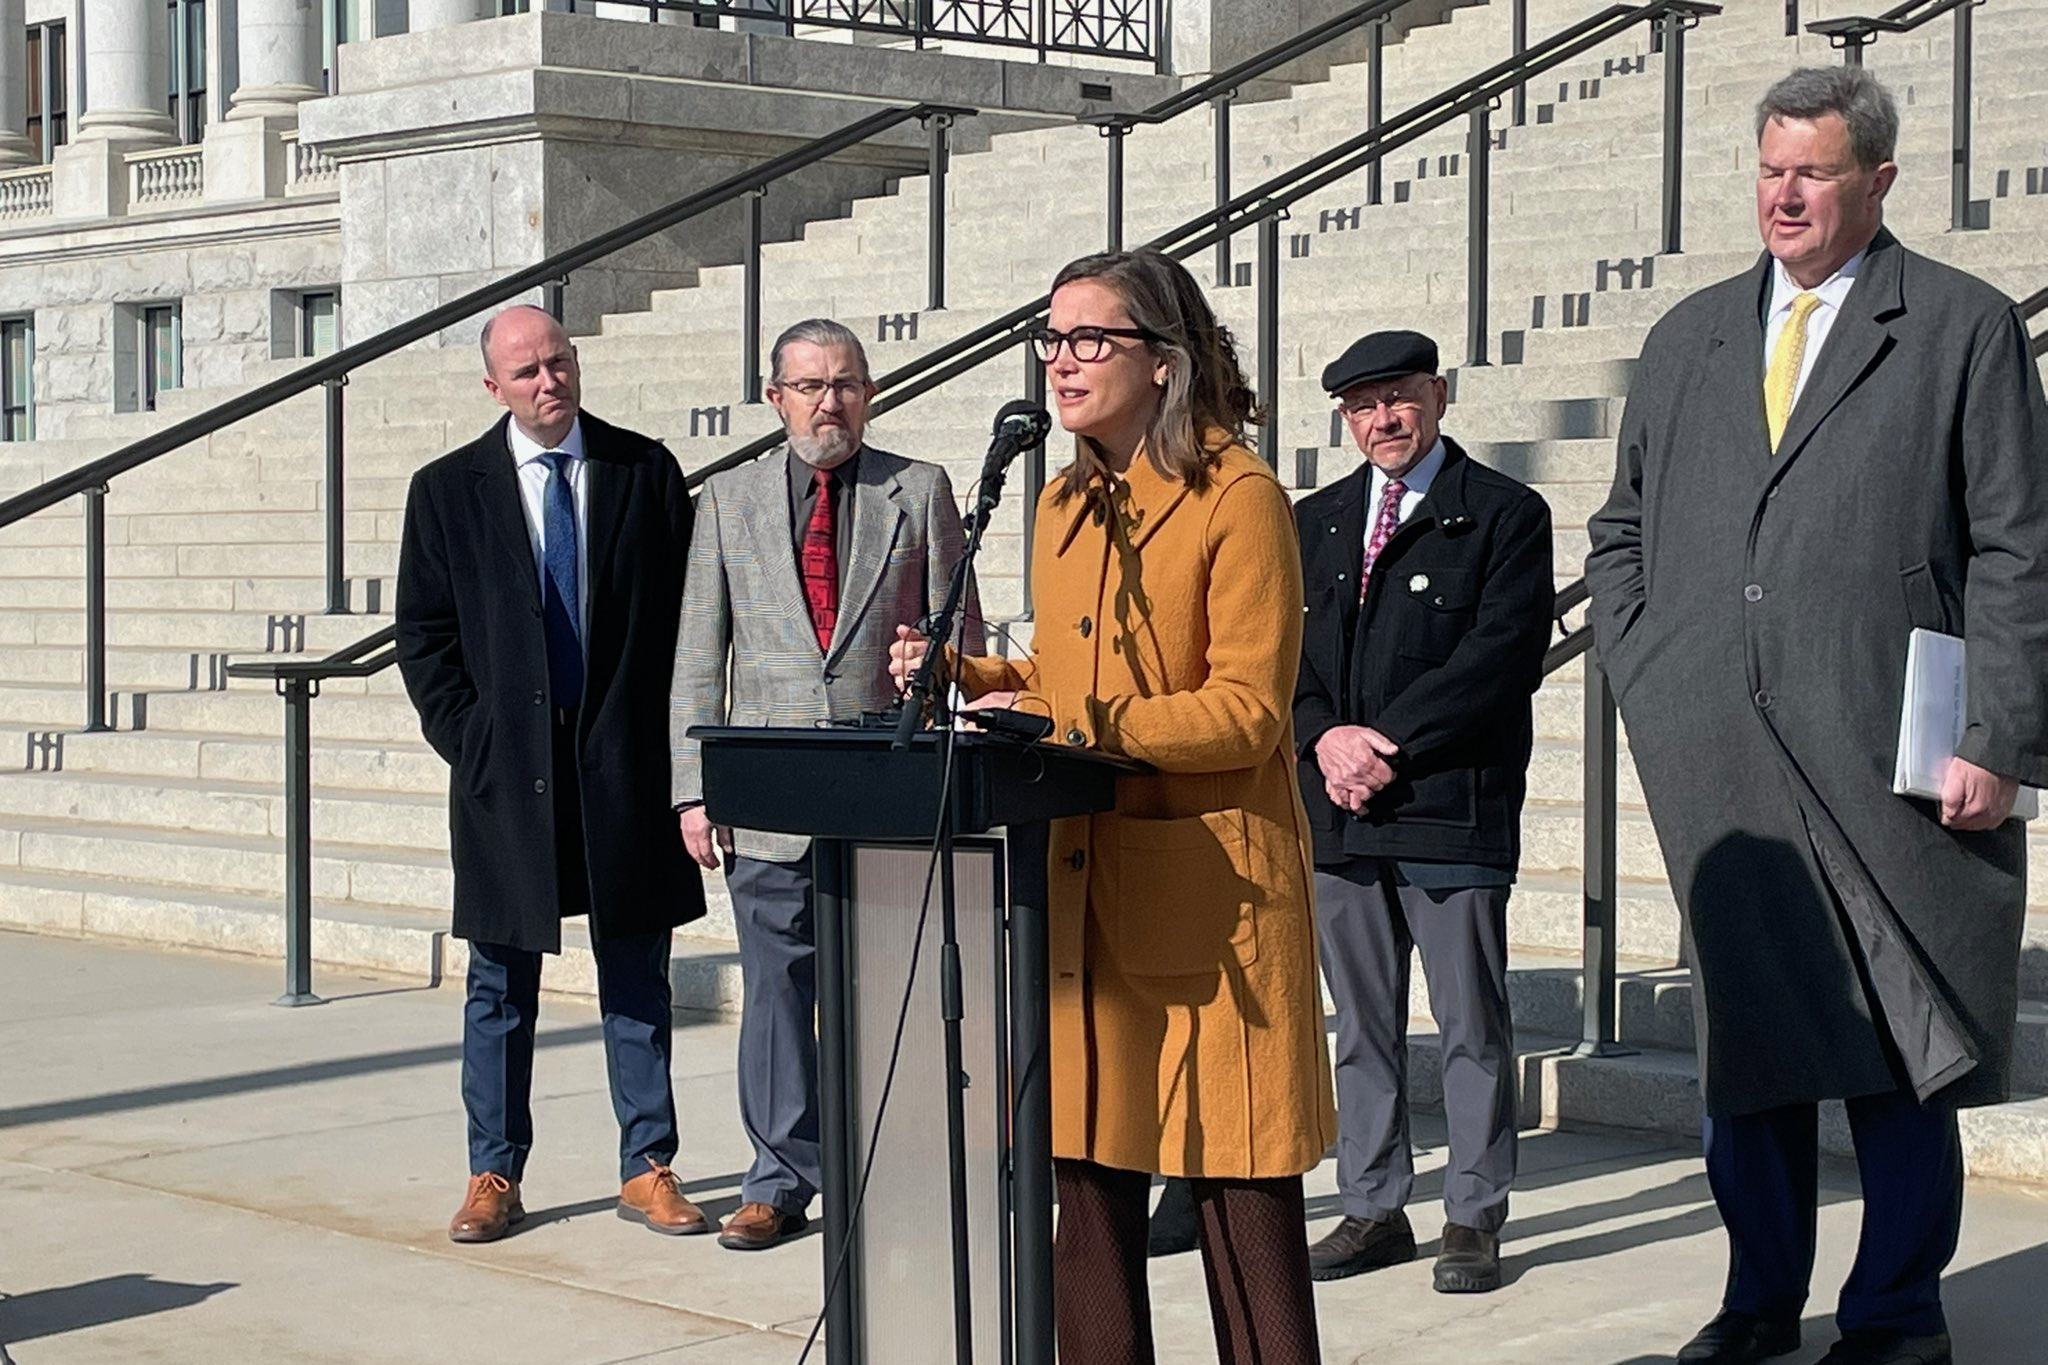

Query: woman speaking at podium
left=892, top=250, right=1335, bottom=1365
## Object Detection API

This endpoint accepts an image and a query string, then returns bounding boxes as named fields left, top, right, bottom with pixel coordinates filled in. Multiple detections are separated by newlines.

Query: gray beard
left=790, top=427, right=858, bottom=469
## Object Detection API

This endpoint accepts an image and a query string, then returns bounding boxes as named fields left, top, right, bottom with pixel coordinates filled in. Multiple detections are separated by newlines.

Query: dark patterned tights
left=1052, top=1157, right=1323, bottom=1365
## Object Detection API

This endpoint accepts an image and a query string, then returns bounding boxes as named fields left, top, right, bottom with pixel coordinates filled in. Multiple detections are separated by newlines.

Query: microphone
left=973, top=399, right=1052, bottom=518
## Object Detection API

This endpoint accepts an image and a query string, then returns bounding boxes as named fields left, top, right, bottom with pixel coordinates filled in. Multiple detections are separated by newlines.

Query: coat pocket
left=1107, top=808, right=1260, bottom=978
left=1899, top=562, right=1960, bottom=635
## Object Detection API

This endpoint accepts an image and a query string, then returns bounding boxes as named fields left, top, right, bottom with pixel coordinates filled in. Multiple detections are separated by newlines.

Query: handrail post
left=1213, top=93, right=1235, bottom=287
left=1511, top=0, right=1529, bottom=127
left=323, top=377, right=349, bottom=615
left=927, top=112, right=952, bottom=310
left=1103, top=122, right=1129, bottom=252
left=1950, top=0, right=1975, bottom=232
left=1466, top=102, right=1493, bottom=368
left=1366, top=17, right=1386, bottom=206
left=742, top=189, right=764, bottom=404
left=1576, top=659, right=1625, bottom=1056
left=276, top=675, right=323, bottom=1007
left=1255, top=211, right=1281, bottom=470
left=1659, top=9, right=1688, bottom=255
left=1841, top=33, right=1870, bottom=66
left=1785, top=0, right=1799, bottom=37
left=83, top=486, right=108, bottom=732
left=543, top=277, right=566, bottom=324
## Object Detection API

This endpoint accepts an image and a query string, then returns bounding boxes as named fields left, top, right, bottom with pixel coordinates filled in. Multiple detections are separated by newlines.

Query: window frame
left=25, top=21, right=68, bottom=165
left=1, top=315, right=34, bottom=443
left=141, top=303, right=183, bottom=413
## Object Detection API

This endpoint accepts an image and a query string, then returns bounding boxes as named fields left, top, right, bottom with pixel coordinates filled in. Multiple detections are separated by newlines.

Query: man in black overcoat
left=396, top=304, right=709, bottom=1244
left=1291, top=330, right=1554, bottom=1294
left=1586, top=68, right=2048, bottom=1365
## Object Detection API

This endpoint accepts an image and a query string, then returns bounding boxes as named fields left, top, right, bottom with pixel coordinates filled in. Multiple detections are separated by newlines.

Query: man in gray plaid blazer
left=671, top=318, right=980, bottom=1250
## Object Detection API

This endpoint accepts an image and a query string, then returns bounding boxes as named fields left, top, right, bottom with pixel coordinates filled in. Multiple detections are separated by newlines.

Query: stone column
left=410, top=0, right=488, bottom=31
left=0, top=0, right=33, bottom=165
left=230, top=0, right=324, bottom=120
left=74, top=0, right=179, bottom=144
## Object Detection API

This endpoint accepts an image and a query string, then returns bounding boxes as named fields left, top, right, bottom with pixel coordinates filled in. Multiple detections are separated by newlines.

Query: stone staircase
left=4, top=0, right=2048, bottom=1176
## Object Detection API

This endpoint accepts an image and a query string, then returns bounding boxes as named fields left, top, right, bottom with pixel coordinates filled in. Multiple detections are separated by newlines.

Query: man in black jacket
left=396, top=305, right=709, bottom=1245
left=1293, top=330, right=1553, bottom=1293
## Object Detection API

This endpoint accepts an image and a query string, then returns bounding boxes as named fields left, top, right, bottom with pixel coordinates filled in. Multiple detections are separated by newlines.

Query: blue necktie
left=539, top=451, right=583, bottom=708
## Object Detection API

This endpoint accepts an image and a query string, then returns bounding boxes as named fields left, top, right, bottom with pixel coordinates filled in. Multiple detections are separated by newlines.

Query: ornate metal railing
left=621, top=0, right=1163, bottom=67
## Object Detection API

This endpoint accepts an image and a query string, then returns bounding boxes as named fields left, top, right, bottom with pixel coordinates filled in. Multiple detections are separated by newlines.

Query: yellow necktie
left=1764, top=291, right=1822, bottom=452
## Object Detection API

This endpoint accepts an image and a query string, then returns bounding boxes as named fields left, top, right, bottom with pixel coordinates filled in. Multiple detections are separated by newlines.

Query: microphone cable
left=792, top=468, right=995, bottom=1365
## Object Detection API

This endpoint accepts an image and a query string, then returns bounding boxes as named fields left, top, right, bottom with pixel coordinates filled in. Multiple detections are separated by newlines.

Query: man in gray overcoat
left=1586, top=68, right=2048, bottom=1365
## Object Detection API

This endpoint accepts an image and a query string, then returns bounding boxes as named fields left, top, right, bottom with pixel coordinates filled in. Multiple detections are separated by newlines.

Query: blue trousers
left=462, top=930, right=679, bottom=1184
left=1705, top=1088, right=1963, bottom=1336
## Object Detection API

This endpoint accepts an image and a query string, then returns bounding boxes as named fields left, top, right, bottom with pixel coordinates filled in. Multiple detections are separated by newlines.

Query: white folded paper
left=1892, top=628, right=2038, bottom=820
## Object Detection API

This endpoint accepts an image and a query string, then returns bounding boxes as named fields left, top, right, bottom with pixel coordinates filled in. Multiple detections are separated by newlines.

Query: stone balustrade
left=126, top=145, right=205, bottom=207
left=283, top=132, right=338, bottom=193
left=0, top=164, right=52, bottom=221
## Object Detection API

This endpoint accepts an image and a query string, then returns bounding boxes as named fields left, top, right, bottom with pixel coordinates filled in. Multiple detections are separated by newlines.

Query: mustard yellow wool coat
left=957, top=441, right=1337, bottom=1178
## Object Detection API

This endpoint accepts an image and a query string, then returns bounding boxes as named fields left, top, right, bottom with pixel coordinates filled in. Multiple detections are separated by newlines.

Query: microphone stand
left=887, top=441, right=1023, bottom=1365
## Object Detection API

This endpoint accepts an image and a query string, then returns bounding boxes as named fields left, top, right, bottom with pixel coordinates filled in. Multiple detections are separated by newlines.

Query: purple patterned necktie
left=1360, top=477, right=1406, bottom=599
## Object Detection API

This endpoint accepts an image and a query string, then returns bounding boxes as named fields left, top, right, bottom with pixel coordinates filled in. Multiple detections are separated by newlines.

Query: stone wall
left=0, top=206, right=342, bottom=437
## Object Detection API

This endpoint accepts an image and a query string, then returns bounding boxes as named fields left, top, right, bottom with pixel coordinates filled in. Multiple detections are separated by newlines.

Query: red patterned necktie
left=800, top=465, right=839, bottom=654
left=1360, top=477, right=1406, bottom=599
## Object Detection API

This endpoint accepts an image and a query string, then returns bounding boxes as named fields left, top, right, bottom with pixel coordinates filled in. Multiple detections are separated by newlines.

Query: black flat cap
left=1322, top=330, right=1440, bottom=395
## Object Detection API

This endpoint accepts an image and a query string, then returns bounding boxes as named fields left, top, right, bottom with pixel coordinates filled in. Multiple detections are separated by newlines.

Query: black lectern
left=692, top=726, right=1138, bottom=1365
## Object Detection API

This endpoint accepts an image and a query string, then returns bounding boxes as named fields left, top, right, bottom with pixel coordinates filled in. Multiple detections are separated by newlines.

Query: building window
left=1, top=317, right=33, bottom=442
left=25, top=22, right=67, bottom=164
left=323, top=0, right=355, bottom=93
left=301, top=291, right=340, bottom=357
left=167, top=0, right=207, bottom=144
left=143, top=304, right=182, bottom=411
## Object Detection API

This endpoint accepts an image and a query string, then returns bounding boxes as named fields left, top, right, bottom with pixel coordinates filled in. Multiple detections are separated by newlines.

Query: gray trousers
left=726, top=854, right=822, bottom=1214
left=1313, top=860, right=1517, bottom=1233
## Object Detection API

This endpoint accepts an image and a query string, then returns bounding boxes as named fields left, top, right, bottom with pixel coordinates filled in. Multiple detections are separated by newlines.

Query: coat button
left=1744, top=584, right=1764, bottom=602
left=533, top=778, right=548, bottom=793
left=1069, top=849, right=1086, bottom=871
left=1065, top=727, right=1086, bottom=746
left=532, top=690, right=545, bottom=705
left=1754, top=689, right=1772, bottom=710
left=1078, top=615, right=1093, bottom=638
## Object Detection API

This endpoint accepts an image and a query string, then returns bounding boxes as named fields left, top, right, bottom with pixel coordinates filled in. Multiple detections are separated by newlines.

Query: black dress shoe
left=1147, top=1176, right=1199, bottom=1257
left=1676, top=1310, right=1801, bottom=1364
left=1307, top=1210, right=1415, bottom=1282
left=1816, top=1330, right=1953, bottom=1365
left=1432, top=1222, right=1501, bottom=1293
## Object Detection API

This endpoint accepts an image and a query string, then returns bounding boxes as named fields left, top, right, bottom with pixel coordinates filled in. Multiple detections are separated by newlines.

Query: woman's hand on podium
left=889, top=623, right=929, bottom=695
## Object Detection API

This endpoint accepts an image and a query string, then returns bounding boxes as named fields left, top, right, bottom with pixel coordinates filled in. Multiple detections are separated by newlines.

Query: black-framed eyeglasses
left=1029, top=325, right=1156, bottom=363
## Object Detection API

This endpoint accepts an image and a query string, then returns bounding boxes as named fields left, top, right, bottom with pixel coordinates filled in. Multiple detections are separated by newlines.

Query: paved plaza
left=0, top=931, right=2043, bottom=1365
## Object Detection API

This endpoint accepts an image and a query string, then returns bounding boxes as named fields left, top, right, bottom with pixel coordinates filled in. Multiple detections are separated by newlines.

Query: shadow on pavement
left=0, top=1274, right=235, bottom=1345
left=0, top=1014, right=714, bottom=1131
left=520, top=1169, right=749, bottom=1229
left=1595, top=1232, right=2048, bottom=1364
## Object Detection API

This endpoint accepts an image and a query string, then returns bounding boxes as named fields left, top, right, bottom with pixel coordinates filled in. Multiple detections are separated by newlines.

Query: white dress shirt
left=1763, top=249, right=1865, bottom=408
left=1365, top=437, right=1448, bottom=545
left=507, top=415, right=590, bottom=636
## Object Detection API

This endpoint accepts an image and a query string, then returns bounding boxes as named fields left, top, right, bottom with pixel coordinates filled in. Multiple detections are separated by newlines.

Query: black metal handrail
left=1088, top=0, right=1418, bottom=272
left=222, top=625, right=399, bottom=1007
left=2023, top=284, right=2048, bottom=358
left=671, top=0, right=1716, bottom=504
left=1808, top=0, right=1985, bottom=231
left=0, top=100, right=971, bottom=732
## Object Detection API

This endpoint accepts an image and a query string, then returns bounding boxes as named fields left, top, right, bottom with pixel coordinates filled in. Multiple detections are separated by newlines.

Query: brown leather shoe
left=618, top=1159, right=712, bottom=1236
left=718, top=1200, right=809, bottom=1251
left=449, top=1172, right=524, bottom=1243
